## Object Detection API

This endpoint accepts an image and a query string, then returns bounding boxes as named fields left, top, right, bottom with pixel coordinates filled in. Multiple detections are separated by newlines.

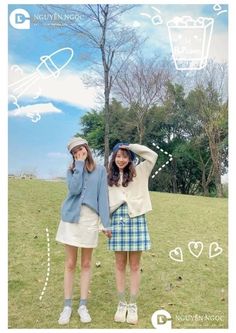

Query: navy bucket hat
left=112, top=142, right=136, bottom=161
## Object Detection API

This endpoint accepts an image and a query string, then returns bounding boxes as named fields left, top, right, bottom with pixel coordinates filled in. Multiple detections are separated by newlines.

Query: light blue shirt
left=61, top=160, right=110, bottom=229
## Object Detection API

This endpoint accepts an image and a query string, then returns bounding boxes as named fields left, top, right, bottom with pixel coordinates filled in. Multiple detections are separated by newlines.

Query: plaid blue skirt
left=108, top=204, right=151, bottom=251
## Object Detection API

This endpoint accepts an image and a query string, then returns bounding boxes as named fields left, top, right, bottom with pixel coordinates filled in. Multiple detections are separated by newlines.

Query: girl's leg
left=80, top=247, right=93, bottom=301
left=78, top=248, right=93, bottom=323
left=114, top=251, right=128, bottom=322
left=115, top=251, right=127, bottom=297
left=127, top=251, right=142, bottom=324
left=58, top=245, right=77, bottom=325
left=64, top=244, right=78, bottom=300
left=128, top=251, right=142, bottom=302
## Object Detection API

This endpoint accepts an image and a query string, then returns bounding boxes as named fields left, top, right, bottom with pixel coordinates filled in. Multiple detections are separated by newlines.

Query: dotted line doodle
left=151, top=142, right=173, bottom=179
left=39, top=227, right=50, bottom=301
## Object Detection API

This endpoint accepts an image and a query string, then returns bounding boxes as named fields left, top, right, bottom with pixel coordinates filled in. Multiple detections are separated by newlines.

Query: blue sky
left=8, top=4, right=228, bottom=178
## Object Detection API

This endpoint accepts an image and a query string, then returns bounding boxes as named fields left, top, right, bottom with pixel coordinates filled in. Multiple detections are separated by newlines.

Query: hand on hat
left=112, top=143, right=136, bottom=161
left=119, top=144, right=130, bottom=150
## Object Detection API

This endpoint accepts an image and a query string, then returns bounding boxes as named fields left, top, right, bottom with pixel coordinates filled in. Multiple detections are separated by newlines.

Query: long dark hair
left=108, top=149, right=136, bottom=187
left=70, top=144, right=96, bottom=173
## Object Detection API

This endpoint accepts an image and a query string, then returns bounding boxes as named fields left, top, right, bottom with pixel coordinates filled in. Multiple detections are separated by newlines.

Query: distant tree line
left=76, top=80, right=228, bottom=198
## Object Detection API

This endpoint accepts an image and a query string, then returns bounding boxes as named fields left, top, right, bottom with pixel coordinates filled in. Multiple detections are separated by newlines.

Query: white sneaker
left=78, top=305, right=92, bottom=323
left=58, top=306, right=72, bottom=325
left=114, top=301, right=127, bottom=323
left=126, top=303, right=138, bottom=324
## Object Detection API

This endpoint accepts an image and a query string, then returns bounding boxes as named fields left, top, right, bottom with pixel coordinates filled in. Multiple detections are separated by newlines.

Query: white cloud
left=209, top=32, right=228, bottom=63
left=221, top=173, right=228, bottom=184
left=40, top=71, right=102, bottom=109
left=8, top=102, right=62, bottom=117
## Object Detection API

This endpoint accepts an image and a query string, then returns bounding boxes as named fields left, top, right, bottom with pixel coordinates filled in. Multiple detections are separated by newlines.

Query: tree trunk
left=136, top=117, right=143, bottom=144
left=171, top=159, right=178, bottom=193
left=139, top=121, right=144, bottom=144
left=214, top=166, right=223, bottom=197
left=104, top=86, right=110, bottom=169
left=201, top=170, right=209, bottom=196
left=137, top=108, right=146, bottom=144
left=100, top=5, right=110, bottom=169
left=207, top=128, right=223, bottom=197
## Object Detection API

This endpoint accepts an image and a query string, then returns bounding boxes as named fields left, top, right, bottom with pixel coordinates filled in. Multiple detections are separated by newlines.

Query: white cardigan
left=108, top=144, right=158, bottom=217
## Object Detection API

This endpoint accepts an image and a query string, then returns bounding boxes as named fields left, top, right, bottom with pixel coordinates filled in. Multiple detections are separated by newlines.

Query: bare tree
left=204, top=100, right=227, bottom=197
left=196, top=62, right=228, bottom=198
left=114, top=54, right=172, bottom=143
left=187, top=84, right=227, bottom=198
left=194, top=60, right=228, bottom=102
left=191, top=142, right=215, bottom=196
left=40, top=4, right=141, bottom=167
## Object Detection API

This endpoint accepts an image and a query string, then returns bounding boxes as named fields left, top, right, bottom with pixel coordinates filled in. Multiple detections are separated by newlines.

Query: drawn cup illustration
left=167, top=16, right=214, bottom=71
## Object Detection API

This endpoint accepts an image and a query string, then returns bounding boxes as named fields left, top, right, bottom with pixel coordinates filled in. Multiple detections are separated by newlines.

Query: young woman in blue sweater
left=56, top=137, right=112, bottom=325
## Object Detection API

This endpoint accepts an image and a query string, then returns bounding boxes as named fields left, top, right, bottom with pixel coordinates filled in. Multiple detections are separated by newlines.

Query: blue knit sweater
left=61, top=160, right=110, bottom=229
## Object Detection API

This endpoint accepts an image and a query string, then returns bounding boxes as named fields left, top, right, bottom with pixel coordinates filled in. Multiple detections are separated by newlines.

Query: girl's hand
left=119, top=144, right=129, bottom=150
left=102, top=229, right=112, bottom=238
left=74, top=146, right=87, bottom=161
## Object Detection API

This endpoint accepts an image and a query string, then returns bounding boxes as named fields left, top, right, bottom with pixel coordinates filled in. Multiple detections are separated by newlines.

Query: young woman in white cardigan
left=107, top=142, right=157, bottom=325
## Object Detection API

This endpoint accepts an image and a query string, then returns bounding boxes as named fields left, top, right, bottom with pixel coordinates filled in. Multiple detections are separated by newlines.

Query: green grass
left=8, top=179, right=228, bottom=329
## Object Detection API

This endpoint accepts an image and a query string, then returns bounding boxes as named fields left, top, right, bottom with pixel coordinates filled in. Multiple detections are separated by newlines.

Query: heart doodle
left=169, top=247, right=183, bottom=262
left=209, top=242, right=223, bottom=259
left=188, top=241, right=204, bottom=258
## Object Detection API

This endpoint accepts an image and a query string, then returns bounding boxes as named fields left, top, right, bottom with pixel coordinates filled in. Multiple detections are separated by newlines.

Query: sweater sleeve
left=98, top=167, right=111, bottom=229
left=128, top=144, right=158, bottom=176
left=66, top=160, right=84, bottom=195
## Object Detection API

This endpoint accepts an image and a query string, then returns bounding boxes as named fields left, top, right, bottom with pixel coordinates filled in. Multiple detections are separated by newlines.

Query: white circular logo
left=151, top=309, right=172, bottom=329
left=9, top=9, right=30, bottom=30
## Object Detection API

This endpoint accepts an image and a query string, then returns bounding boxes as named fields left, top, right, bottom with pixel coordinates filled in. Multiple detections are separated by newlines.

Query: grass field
left=8, top=179, right=228, bottom=329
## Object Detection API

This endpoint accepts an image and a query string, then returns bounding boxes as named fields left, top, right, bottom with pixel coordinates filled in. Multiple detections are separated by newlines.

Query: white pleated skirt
left=56, top=205, right=99, bottom=248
